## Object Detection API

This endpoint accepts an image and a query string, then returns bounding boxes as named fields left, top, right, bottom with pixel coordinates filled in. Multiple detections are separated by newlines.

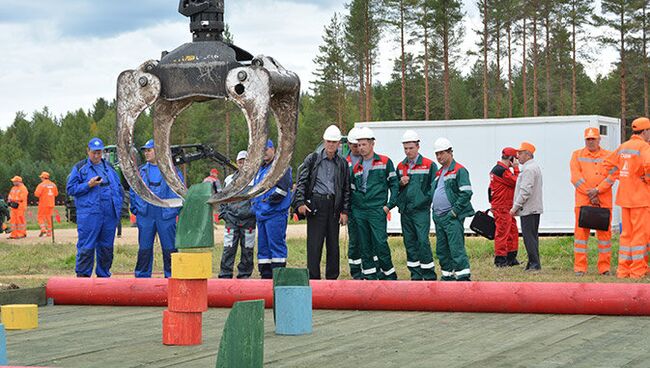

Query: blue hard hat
left=142, top=139, right=154, bottom=149
left=266, top=139, right=274, bottom=149
left=88, top=137, right=104, bottom=151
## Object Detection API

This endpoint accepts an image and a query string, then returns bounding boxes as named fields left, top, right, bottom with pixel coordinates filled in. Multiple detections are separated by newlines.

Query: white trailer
left=356, top=115, right=621, bottom=234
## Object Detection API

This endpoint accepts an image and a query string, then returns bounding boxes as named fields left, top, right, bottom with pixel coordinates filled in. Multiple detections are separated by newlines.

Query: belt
left=312, top=193, right=334, bottom=200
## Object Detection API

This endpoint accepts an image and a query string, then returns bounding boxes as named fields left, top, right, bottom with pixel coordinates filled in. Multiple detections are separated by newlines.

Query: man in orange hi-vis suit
left=34, top=171, right=59, bottom=237
left=7, top=176, right=28, bottom=239
left=570, top=127, right=617, bottom=276
left=604, top=117, right=650, bottom=279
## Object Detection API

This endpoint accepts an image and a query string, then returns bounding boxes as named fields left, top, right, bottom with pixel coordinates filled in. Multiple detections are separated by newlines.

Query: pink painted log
left=45, top=277, right=650, bottom=316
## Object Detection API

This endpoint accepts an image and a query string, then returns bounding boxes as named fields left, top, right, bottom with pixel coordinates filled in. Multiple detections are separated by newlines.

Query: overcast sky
left=0, top=0, right=615, bottom=129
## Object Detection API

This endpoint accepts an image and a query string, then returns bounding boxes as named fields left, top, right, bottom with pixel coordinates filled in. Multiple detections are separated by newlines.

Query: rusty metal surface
left=116, top=2, right=300, bottom=208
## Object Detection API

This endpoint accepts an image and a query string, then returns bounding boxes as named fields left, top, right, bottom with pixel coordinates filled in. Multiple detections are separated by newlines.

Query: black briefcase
left=470, top=209, right=496, bottom=240
left=578, top=206, right=611, bottom=231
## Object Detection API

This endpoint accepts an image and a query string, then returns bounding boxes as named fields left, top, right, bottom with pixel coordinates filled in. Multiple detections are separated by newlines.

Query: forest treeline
left=1, top=0, right=648, bottom=199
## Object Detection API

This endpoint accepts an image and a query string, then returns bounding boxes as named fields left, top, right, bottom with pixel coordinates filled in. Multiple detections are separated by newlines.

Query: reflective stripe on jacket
left=432, top=160, right=475, bottom=220
left=395, top=154, right=437, bottom=213
left=8, top=184, right=28, bottom=211
left=569, top=147, right=614, bottom=208
left=350, top=153, right=399, bottom=211
left=603, top=135, right=650, bottom=208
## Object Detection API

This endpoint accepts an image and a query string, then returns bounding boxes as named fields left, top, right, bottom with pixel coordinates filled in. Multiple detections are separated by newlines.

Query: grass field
left=0, top=231, right=647, bottom=289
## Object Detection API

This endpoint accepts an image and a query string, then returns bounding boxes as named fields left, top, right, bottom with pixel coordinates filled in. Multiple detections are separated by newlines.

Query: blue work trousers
left=257, top=214, right=288, bottom=279
left=134, top=207, right=177, bottom=278
left=75, top=198, right=118, bottom=277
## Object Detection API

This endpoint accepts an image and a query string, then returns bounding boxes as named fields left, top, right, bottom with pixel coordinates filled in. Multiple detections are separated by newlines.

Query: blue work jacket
left=66, top=158, right=124, bottom=219
left=252, top=160, right=292, bottom=221
left=129, top=163, right=184, bottom=220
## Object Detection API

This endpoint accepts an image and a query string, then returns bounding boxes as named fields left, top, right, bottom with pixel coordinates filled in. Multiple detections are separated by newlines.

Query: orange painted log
left=46, top=277, right=650, bottom=316
left=168, top=279, right=208, bottom=313
left=162, top=310, right=202, bottom=346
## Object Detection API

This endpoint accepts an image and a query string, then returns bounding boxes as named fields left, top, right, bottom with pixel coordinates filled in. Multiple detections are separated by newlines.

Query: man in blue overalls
left=67, top=137, right=123, bottom=277
left=130, top=139, right=184, bottom=278
left=252, top=140, right=292, bottom=279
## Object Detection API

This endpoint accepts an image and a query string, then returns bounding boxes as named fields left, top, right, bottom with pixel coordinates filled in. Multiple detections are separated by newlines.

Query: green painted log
left=272, top=268, right=309, bottom=322
left=175, top=182, right=214, bottom=249
left=216, top=299, right=264, bottom=368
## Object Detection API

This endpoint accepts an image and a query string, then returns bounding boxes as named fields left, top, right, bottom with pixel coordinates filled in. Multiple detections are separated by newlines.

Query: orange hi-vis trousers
left=617, top=207, right=650, bottom=279
left=37, top=206, right=54, bottom=236
left=9, top=208, right=26, bottom=238
left=573, top=207, right=612, bottom=274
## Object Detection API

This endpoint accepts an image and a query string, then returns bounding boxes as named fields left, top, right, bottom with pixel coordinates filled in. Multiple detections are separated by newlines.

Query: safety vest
left=395, top=154, right=436, bottom=213
left=569, top=147, right=614, bottom=208
left=35, top=180, right=58, bottom=208
left=604, top=135, right=650, bottom=208
left=350, top=153, right=399, bottom=211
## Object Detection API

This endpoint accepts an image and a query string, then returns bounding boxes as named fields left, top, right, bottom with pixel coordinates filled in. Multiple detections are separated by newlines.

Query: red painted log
left=168, top=279, right=208, bottom=312
left=46, top=277, right=650, bottom=316
left=162, top=310, right=202, bottom=346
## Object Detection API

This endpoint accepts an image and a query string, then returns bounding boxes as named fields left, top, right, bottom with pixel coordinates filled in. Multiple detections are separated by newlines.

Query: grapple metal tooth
left=208, top=56, right=300, bottom=204
left=116, top=62, right=183, bottom=208
left=152, top=98, right=192, bottom=199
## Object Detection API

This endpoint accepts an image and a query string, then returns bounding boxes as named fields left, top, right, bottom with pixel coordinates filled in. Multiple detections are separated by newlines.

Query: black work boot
left=494, top=256, right=508, bottom=268
left=506, top=251, right=520, bottom=266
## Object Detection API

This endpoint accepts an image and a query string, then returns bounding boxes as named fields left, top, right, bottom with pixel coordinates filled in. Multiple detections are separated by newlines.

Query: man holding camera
left=66, top=138, right=123, bottom=277
left=293, top=125, right=350, bottom=280
left=489, top=147, right=520, bottom=267
left=569, top=127, right=615, bottom=276
left=7, top=176, right=28, bottom=239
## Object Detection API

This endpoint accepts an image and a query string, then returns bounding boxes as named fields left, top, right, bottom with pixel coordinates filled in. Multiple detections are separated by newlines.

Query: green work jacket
left=432, top=159, right=475, bottom=220
left=350, top=153, right=399, bottom=211
left=395, top=154, right=437, bottom=214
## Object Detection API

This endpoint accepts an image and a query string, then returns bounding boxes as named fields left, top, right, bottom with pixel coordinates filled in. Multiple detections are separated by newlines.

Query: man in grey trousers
left=511, top=142, right=543, bottom=272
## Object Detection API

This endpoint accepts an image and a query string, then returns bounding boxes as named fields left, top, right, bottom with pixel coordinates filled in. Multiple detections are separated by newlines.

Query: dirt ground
left=0, top=224, right=310, bottom=245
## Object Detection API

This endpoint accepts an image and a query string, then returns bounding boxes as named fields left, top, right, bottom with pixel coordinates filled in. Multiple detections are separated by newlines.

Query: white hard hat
left=401, top=129, right=420, bottom=143
left=323, top=124, right=342, bottom=141
left=356, top=127, right=375, bottom=140
left=434, top=137, right=453, bottom=153
left=236, top=150, right=248, bottom=160
left=347, top=127, right=360, bottom=144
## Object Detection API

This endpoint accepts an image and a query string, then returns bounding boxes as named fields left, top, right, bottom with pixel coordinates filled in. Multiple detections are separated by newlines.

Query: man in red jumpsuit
left=489, top=147, right=520, bottom=267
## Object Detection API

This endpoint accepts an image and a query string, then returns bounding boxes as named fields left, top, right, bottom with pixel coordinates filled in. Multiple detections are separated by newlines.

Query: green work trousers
left=433, top=212, right=471, bottom=281
left=347, top=213, right=362, bottom=280
left=356, top=207, right=397, bottom=280
left=401, top=210, right=437, bottom=280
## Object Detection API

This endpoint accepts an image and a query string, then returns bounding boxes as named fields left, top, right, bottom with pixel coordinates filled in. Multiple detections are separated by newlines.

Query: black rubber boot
left=506, top=251, right=520, bottom=266
left=494, top=256, right=508, bottom=268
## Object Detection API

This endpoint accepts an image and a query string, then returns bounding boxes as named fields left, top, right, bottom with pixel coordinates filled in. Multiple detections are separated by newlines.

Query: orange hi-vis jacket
left=603, top=135, right=650, bottom=208
left=35, top=179, right=58, bottom=208
left=570, top=147, right=616, bottom=208
left=8, top=184, right=28, bottom=211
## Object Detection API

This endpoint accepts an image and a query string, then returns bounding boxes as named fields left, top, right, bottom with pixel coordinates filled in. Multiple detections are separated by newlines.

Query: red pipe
left=45, top=277, right=650, bottom=316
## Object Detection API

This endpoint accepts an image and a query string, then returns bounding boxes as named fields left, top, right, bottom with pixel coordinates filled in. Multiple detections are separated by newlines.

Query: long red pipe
left=45, top=277, right=650, bottom=316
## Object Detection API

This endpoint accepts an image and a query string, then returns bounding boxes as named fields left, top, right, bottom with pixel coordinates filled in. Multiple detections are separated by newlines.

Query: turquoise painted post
left=274, top=286, right=312, bottom=335
left=0, top=323, right=7, bottom=365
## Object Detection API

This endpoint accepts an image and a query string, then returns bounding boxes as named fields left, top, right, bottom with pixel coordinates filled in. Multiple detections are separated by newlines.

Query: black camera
left=7, top=201, right=18, bottom=209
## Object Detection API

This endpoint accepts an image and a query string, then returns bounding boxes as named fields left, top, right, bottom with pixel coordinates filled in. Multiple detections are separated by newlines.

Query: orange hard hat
left=10, top=176, right=22, bottom=183
left=632, top=117, right=650, bottom=131
left=584, top=127, right=600, bottom=139
left=39, top=171, right=50, bottom=179
left=517, top=142, right=536, bottom=154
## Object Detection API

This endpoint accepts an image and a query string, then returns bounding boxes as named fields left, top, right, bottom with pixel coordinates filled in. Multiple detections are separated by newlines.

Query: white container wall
left=356, top=116, right=621, bottom=234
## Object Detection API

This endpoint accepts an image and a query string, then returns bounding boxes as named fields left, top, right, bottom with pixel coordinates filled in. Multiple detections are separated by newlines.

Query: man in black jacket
left=293, top=125, right=351, bottom=279
left=218, top=150, right=257, bottom=278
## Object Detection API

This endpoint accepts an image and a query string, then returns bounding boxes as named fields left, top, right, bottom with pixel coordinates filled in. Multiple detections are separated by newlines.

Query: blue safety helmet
left=88, top=137, right=104, bottom=151
left=141, top=139, right=154, bottom=150
left=266, top=139, right=274, bottom=149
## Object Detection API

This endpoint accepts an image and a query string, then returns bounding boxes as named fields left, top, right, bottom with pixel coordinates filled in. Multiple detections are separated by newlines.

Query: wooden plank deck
left=4, top=305, right=650, bottom=367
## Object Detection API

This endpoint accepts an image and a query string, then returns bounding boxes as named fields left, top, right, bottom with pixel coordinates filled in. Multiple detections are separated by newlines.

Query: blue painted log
left=274, top=286, right=312, bottom=336
left=0, top=323, right=7, bottom=365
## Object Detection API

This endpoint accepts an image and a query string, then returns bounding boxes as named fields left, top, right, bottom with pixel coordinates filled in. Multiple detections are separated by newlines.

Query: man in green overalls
left=395, top=130, right=437, bottom=280
left=431, top=137, right=475, bottom=281
left=345, top=127, right=363, bottom=279
left=350, top=127, right=399, bottom=280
